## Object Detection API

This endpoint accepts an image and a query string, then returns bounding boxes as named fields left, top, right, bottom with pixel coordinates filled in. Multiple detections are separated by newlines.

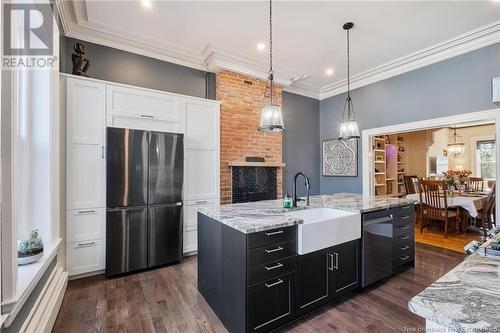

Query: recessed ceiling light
left=142, top=0, right=152, bottom=9
left=325, top=68, right=334, bottom=76
left=257, top=43, right=266, bottom=51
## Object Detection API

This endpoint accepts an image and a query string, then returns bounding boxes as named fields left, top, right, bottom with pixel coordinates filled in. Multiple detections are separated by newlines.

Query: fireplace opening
left=232, top=167, right=277, bottom=204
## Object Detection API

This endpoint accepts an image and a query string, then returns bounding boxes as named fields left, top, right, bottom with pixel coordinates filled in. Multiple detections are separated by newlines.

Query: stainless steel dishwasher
left=362, top=209, right=394, bottom=287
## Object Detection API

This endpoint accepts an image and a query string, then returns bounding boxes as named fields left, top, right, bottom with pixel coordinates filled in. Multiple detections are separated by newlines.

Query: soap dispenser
left=283, top=191, right=292, bottom=209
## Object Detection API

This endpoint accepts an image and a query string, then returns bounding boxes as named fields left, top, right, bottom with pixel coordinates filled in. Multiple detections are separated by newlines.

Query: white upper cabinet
left=66, top=78, right=106, bottom=209
left=184, top=99, right=220, bottom=149
left=107, top=84, right=185, bottom=133
left=67, top=78, right=106, bottom=145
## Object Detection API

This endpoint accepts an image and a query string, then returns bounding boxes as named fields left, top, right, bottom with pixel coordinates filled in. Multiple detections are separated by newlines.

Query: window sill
left=1, top=238, right=62, bottom=326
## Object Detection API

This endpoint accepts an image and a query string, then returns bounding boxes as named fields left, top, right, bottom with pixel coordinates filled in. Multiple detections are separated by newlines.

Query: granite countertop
left=197, top=193, right=414, bottom=234
left=408, top=233, right=500, bottom=332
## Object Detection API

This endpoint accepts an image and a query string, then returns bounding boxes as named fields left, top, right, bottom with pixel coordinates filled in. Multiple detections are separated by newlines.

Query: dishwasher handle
left=363, top=214, right=393, bottom=227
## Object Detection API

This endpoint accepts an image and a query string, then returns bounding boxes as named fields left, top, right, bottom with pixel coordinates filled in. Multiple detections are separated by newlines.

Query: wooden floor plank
left=53, top=244, right=464, bottom=333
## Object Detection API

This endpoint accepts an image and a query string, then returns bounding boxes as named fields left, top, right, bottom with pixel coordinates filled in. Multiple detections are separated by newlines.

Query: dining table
left=405, top=192, right=488, bottom=218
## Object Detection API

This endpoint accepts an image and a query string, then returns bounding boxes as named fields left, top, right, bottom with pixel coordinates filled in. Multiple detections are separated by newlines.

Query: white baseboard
left=20, top=266, right=68, bottom=333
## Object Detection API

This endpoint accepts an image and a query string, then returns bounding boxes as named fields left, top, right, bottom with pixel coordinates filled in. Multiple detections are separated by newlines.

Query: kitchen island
left=197, top=193, right=415, bottom=333
left=409, top=232, right=500, bottom=333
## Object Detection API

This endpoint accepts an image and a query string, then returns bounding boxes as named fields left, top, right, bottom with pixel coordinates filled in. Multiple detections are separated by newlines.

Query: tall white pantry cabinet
left=62, top=74, right=220, bottom=278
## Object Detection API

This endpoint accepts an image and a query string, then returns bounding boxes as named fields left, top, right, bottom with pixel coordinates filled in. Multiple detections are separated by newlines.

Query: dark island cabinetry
left=198, top=213, right=362, bottom=333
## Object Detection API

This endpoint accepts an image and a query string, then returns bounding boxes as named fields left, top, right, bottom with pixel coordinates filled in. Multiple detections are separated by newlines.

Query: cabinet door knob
left=265, top=246, right=283, bottom=254
left=328, top=253, right=334, bottom=271
left=264, top=263, right=283, bottom=271
left=265, top=230, right=283, bottom=236
left=265, top=279, right=283, bottom=288
left=333, top=252, right=339, bottom=269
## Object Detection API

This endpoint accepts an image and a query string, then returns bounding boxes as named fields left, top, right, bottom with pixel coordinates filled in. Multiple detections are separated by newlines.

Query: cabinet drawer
left=394, top=232, right=415, bottom=258
left=66, top=208, right=105, bottom=243
left=248, top=241, right=296, bottom=267
left=183, top=225, right=197, bottom=253
left=249, top=256, right=296, bottom=286
left=393, top=251, right=414, bottom=270
left=66, top=238, right=105, bottom=276
left=248, top=272, right=295, bottom=333
left=184, top=199, right=218, bottom=228
left=248, top=226, right=295, bottom=250
left=393, top=212, right=414, bottom=226
left=393, top=220, right=414, bottom=236
left=393, top=204, right=414, bottom=216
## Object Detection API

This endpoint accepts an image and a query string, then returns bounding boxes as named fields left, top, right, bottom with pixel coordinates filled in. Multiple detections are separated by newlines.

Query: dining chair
left=477, top=183, right=496, bottom=238
left=403, top=175, right=418, bottom=195
left=418, top=179, right=460, bottom=238
left=466, top=177, right=484, bottom=192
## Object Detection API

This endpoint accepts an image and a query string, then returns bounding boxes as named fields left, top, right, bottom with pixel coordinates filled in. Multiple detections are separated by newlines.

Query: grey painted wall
left=320, top=42, right=500, bottom=194
left=283, top=92, right=320, bottom=196
left=60, top=36, right=212, bottom=99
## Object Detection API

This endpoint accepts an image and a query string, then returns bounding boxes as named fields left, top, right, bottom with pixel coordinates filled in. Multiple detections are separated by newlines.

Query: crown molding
left=56, top=1, right=500, bottom=101
left=319, top=21, right=500, bottom=100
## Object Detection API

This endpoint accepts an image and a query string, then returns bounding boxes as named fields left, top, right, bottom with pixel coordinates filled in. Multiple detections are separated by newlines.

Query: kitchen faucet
left=293, top=172, right=311, bottom=207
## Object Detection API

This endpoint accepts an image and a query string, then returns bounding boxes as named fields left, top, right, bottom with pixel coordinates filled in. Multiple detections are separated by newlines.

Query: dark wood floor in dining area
left=53, top=244, right=464, bottom=333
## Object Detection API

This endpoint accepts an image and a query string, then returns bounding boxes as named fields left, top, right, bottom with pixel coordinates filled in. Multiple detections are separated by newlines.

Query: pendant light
left=258, top=0, right=284, bottom=133
left=448, top=127, right=465, bottom=158
left=339, top=22, right=360, bottom=140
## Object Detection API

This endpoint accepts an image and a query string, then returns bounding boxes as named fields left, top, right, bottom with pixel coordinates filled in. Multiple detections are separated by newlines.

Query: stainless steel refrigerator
left=106, top=127, right=183, bottom=276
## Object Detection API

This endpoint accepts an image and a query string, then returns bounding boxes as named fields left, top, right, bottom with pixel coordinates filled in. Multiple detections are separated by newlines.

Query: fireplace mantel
left=228, top=161, right=286, bottom=168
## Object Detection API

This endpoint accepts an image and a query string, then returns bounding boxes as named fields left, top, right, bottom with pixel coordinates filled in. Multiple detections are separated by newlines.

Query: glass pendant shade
left=448, top=143, right=465, bottom=158
left=258, top=105, right=284, bottom=132
left=447, top=128, right=465, bottom=158
left=339, top=120, right=360, bottom=139
left=339, top=96, right=360, bottom=139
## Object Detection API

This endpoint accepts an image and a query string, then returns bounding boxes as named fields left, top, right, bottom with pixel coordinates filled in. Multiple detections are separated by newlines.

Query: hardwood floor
left=414, top=224, right=481, bottom=253
left=53, top=244, right=464, bottom=333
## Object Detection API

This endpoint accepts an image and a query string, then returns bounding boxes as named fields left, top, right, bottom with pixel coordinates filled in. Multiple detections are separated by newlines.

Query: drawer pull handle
left=264, top=263, right=283, bottom=271
left=195, top=200, right=208, bottom=204
left=77, top=210, right=96, bottom=214
left=77, top=241, right=96, bottom=247
left=401, top=235, right=410, bottom=240
left=265, top=279, right=283, bottom=288
left=401, top=205, right=410, bottom=210
left=400, top=255, right=410, bottom=261
left=400, top=246, right=410, bottom=251
left=141, top=114, right=155, bottom=119
left=265, top=246, right=283, bottom=254
left=401, top=215, right=410, bottom=220
left=400, top=225, right=410, bottom=230
left=265, top=230, right=284, bottom=236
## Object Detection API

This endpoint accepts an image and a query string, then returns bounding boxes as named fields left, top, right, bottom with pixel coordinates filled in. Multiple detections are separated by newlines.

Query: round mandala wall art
left=322, top=138, right=358, bottom=176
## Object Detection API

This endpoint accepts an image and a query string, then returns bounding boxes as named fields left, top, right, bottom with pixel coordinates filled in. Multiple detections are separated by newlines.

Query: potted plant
left=17, top=229, right=44, bottom=265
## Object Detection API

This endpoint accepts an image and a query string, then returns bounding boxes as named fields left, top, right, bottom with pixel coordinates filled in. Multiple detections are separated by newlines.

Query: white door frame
left=362, top=108, right=500, bottom=219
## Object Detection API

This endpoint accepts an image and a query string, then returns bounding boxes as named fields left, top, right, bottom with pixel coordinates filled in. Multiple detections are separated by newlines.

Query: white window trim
left=1, top=3, right=62, bottom=326
left=471, top=135, right=496, bottom=178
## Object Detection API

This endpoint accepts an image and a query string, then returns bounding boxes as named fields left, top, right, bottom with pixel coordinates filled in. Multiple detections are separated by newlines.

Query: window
left=476, top=140, right=496, bottom=179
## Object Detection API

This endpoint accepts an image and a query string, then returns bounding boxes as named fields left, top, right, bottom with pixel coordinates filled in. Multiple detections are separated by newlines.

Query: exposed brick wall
left=216, top=70, right=283, bottom=204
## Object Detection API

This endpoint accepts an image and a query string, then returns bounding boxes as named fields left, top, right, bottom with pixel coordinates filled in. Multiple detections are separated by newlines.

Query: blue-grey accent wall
left=60, top=36, right=212, bottom=99
left=320, top=43, right=500, bottom=194
left=283, top=92, right=320, bottom=196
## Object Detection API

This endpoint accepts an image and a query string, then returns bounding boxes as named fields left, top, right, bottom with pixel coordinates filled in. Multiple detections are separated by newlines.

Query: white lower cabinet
left=183, top=225, right=198, bottom=254
left=183, top=199, right=219, bottom=253
left=66, top=208, right=105, bottom=243
left=66, top=238, right=105, bottom=276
